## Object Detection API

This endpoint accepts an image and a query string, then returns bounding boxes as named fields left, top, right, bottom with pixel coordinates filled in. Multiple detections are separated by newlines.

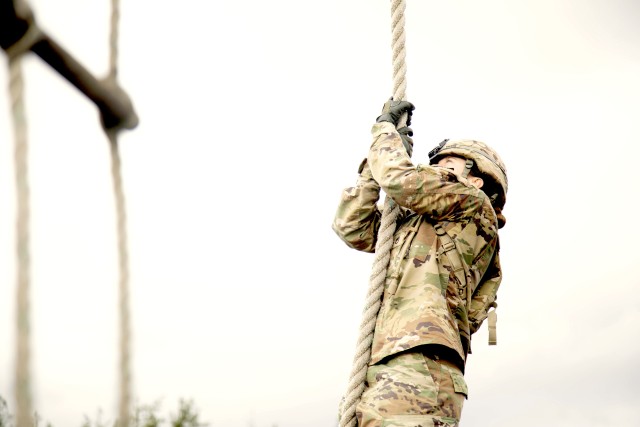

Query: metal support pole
left=1, top=0, right=139, bottom=131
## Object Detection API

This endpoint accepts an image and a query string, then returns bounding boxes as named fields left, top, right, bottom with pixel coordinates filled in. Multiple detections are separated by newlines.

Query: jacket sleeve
left=367, top=122, right=488, bottom=221
left=332, top=159, right=382, bottom=253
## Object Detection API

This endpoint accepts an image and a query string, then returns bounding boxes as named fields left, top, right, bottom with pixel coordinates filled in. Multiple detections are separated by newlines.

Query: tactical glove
left=376, top=98, right=415, bottom=127
left=397, top=126, right=414, bottom=157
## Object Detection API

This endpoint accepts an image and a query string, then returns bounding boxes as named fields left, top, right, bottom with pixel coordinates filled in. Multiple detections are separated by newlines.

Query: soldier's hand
left=397, top=126, right=414, bottom=157
left=376, top=98, right=415, bottom=127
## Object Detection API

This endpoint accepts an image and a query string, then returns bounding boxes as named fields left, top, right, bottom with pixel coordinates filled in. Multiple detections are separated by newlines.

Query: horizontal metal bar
left=1, top=0, right=139, bottom=131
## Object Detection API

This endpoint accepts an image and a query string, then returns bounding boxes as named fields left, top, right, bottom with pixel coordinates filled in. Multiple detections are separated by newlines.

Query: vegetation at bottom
left=0, top=395, right=207, bottom=427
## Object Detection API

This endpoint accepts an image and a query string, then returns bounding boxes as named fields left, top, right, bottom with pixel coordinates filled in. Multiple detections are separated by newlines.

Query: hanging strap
left=460, top=159, right=474, bottom=179
left=488, top=307, right=497, bottom=345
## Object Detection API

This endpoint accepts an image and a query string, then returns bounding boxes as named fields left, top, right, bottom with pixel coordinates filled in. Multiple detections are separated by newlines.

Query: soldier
left=333, top=100, right=508, bottom=427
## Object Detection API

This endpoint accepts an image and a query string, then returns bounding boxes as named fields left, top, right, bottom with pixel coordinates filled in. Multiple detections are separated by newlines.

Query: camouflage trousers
left=356, top=349, right=468, bottom=427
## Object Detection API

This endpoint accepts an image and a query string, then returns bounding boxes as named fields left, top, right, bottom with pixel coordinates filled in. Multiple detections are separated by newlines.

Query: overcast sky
left=2, top=0, right=640, bottom=426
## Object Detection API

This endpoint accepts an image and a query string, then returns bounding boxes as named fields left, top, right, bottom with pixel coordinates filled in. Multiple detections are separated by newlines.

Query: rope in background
left=6, top=2, right=131, bottom=424
left=108, top=128, right=132, bottom=427
left=338, top=1, right=408, bottom=426
left=6, top=19, right=44, bottom=427
left=106, top=0, right=132, bottom=425
left=9, top=50, right=34, bottom=427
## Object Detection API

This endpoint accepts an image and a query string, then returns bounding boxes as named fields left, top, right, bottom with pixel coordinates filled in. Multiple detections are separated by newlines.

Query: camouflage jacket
left=332, top=122, right=502, bottom=370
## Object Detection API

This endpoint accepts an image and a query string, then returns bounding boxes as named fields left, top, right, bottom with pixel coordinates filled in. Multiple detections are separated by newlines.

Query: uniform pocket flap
left=449, top=369, right=468, bottom=399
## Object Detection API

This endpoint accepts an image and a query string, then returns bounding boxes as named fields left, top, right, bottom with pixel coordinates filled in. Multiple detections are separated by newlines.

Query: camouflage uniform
left=333, top=122, right=503, bottom=427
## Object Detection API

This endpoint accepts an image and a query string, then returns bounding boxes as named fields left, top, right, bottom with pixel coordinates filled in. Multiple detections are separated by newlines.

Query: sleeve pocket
left=449, top=368, right=468, bottom=399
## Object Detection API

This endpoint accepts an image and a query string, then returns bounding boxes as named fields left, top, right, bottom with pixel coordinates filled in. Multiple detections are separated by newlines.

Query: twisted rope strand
left=390, top=0, right=408, bottom=102
left=339, top=3, right=408, bottom=424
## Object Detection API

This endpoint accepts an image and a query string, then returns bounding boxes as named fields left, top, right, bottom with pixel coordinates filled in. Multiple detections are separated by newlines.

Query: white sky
left=1, top=0, right=640, bottom=426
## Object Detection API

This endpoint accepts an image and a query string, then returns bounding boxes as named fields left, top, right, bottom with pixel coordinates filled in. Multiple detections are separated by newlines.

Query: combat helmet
left=429, top=139, right=508, bottom=211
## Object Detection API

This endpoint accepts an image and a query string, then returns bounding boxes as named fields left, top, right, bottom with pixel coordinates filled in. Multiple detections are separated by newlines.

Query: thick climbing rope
left=106, top=0, right=133, bottom=425
left=338, top=1, right=409, bottom=426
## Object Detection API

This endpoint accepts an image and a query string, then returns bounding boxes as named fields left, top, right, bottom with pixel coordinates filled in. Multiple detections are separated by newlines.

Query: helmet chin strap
left=461, top=159, right=474, bottom=179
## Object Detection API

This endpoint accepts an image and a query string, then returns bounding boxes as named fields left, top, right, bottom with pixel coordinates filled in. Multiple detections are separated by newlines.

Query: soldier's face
left=436, top=155, right=468, bottom=176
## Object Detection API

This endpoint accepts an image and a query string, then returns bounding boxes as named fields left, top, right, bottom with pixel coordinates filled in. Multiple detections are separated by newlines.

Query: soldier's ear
left=469, top=176, right=484, bottom=190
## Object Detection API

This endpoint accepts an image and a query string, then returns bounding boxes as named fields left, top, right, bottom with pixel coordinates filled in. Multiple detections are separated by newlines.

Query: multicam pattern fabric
left=332, top=121, right=503, bottom=370
left=356, top=350, right=467, bottom=427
